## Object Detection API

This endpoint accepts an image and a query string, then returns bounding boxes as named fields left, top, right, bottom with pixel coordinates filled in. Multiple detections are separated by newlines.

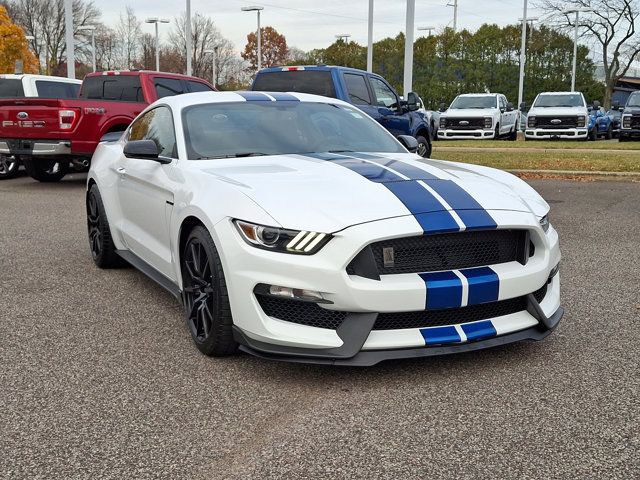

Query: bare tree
left=115, top=6, right=141, bottom=69
left=538, top=0, right=640, bottom=107
left=9, top=0, right=100, bottom=74
left=94, top=25, right=118, bottom=70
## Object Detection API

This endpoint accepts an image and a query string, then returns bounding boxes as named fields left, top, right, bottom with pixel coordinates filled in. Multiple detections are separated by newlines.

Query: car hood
left=528, top=106, right=588, bottom=116
left=195, top=152, right=544, bottom=233
left=444, top=108, right=497, bottom=117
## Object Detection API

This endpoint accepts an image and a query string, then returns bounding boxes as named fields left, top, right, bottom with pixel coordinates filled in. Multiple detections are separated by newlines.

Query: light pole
left=517, top=0, right=528, bottom=112
left=186, top=0, right=192, bottom=75
left=78, top=26, right=96, bottom=72
left=204, top=47, right=219, bottom=88
left=335, top=34, right=351, bottom=43
left=564, top=7, right=593, bottom=92
left=64, top=0, right=74, bottom=78
left=241, top=6, right=264, bottom=71
left=403, top=0, right=415, bottom=96
left=367, top=0, right=374, bottom=72
left=447, top=0, right=458, bottom=32
left=145, top=18, right=170, bottom=72
left=418, top=26, right=436, bottom=37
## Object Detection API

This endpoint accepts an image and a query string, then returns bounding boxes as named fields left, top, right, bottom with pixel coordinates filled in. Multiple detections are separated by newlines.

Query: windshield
left=626, top=92, right=640, bottom=108
left=533, top=94, right=585, bottom=108
left=182, top=101, right=405, bottom=159
left=449, top=96, right=496, bottom=109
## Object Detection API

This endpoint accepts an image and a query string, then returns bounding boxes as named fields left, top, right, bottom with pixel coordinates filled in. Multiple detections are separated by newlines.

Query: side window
left=343, top=73, right=371, bottom=105
left=103, top=76, right=143, bottom=102
left=128, top=106, right=177, bottom=158
left=499, top=96, right=506, bottom=109
left=35, top=81, right=79, bottom=99
left=187, top=80, right=213, bottom=93
left=369, top=77, right=398, bottom=108
left=155, top=78, right=185, bottom=99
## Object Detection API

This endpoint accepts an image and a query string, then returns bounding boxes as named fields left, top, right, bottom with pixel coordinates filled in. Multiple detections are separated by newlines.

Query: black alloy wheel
left=23, top=158, right=68, bottom=182
left=416, top=135, right=432, bottom=158
left=181, top=226, right=236, bottom=356
left=86, top=185, right=121, bottom=268
left=0, top=155, right=20, bottom=179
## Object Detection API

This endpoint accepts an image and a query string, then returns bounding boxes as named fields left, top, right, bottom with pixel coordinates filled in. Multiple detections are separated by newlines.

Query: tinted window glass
left=450, top=96, right=497, bottom=109
left=533, top=94, right=585, bottom=108
left=626, top=92, right=640, bottom=107
left=253, top=71, right=336, bottom=98
left=369, top=77, right=397, bottom=108
left=80, top=76, right=143, bottom=102
left=35, top=80, right=80, bottom=98
left=343, top=73, right=371, bottom=105
left=155, top=78, right=185, bottom=98
left=129, top=107, right=176, bottom=158
left=187, top=80, right=212, bottom=92
left=0, top=79, right=25, bottom=98
left=182, top=101, right=404, bottom=160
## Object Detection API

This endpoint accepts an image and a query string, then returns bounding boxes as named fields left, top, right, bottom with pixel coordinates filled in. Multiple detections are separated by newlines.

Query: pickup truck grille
left=532, top=116, right=578, bottom=129
left=443, top=118, right=485, bottom=129
left=630, top=115, right=640, bottom=129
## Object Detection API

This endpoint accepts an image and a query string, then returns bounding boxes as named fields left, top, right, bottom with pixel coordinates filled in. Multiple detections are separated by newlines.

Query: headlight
left=234, top=220, right=331, bottom=254
left=577, top=115, right=586, bottom=127
left=439, top=117, right=446, bottom=129
left=484, top=117, right=493, bottom=129
left=528, top=115, right=536, bottom=128
left=622, top=115, right=631, bottom=129
left=539, top=214, right=550, bottom=233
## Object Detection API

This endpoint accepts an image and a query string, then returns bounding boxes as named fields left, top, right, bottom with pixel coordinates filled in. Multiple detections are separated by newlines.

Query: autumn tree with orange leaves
left=242, top=26, right=288, bottom=70
left=0, top=6, right=38, bottom=74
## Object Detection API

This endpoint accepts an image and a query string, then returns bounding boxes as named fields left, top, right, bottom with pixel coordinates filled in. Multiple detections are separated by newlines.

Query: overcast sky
left=101, top=0, right=548, bottom=55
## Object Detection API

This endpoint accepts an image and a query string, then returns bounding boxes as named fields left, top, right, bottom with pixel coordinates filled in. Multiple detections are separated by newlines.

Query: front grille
left=348, top=230, right=528, bottom=276
left=444, top=117, right=485, bottom=129
left=373, top=283, right=547, bottom=330
left=534, top=116, right=578, bottom=129
left=631, top=116, right=640, bottom=129
left=256, top=294, right=347, bottom=329
left=255, top=283, right=548, bottom=331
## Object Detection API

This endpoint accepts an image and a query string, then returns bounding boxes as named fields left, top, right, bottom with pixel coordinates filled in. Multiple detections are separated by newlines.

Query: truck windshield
left=253, top=71, right=337, bottom=98
left=533, top=94, right=584, bottom=108
left=626, top=92, right=640, bottom=108
left=0, top=79, right=25, bottom=98
left=449, top=96, right=496, bottom=109
left=182, top=101, right=404, bottom=159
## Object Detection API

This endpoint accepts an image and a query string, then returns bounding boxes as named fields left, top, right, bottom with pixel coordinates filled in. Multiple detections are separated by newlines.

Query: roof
left=457, top=93, right=500, bottom=97
left=256, top=65, right=373, bottom=76
left=0, top=74, right=81, bottom=84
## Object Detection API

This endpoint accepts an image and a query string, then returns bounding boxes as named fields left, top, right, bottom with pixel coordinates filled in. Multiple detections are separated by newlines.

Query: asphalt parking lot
left=1, top=173, right=638, bottom=479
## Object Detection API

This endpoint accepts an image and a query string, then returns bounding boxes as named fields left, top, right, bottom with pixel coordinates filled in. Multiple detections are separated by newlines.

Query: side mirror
left=438, top=102, right=447, bottom=113
left=397, top=134, right=419, bottom=153
left=406, top=92, right=419, bottom=111
left=519, top=102, right=526, bottom=110
left=506, top=102, right=514, bottom=112
left=587, top=106, right=593, bottom=112
left=123, top=140, right=169, bottom=163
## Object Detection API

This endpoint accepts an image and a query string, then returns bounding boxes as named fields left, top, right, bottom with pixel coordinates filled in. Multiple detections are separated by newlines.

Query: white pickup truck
left=0, top=74, right=82, bottom=179
left=524, top=91, right=589, bottom=140
left=437, top=93, right=518, bottom=140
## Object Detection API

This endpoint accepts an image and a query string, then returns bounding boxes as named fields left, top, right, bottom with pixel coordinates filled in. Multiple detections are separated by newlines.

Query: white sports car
left=86, top=91, right=562, bottom=366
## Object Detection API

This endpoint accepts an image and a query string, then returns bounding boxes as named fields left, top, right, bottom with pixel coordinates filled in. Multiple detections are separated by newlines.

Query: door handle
left=117, top=166, right=126, bottom=174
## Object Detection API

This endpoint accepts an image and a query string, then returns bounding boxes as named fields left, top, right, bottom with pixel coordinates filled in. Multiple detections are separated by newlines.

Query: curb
left=433, top=146, right=640, bottom=154
left=506, top=169, right=640, bottom=177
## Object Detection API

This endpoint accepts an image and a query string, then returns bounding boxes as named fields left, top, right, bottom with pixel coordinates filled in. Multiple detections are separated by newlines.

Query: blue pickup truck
left=251, top=65, right=433, bottom=157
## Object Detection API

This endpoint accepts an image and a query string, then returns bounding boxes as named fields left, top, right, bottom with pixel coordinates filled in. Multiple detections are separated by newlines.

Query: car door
left=368, top=76, right=410, bottom=136
left=497, top=96, right=508, bottom=134
left=342, top=72, right=376, bottom=118
left=116, top=106, right=177, bottom=280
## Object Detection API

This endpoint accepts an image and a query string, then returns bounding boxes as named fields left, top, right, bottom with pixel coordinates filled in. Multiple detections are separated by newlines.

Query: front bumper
left=619, top=128, right=640, bottom=140
left=215, top=211, right=561, bottom=365
left=438, top=129, right=495, bottom=139
left=524, top=128, right=587, bottom=139
left=0, top=139, right=71, bottom=156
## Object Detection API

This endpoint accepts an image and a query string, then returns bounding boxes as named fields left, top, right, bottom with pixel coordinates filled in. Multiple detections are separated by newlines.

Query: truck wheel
left=508, top=125, right=518, bottom=141
left=494, top=125, right=500, bottom=139
left=588, top=128, right=597, bottom=141
left=416, top=135, right=432, bottom=158
left=0, top=155, right=20, bottom=180
left=87, top=184, right=122, bottom=268
left=22, top=158, right=68, bottom=182
left=605, top=126, right=613, bottom=140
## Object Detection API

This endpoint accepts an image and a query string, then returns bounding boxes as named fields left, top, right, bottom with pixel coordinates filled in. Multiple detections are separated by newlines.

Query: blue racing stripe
left=268, top=92, right=300, bottom=101
left=419, top=271, right=463, bottom=310
left=420, top=325, right=461, bottom=345
left=328, top=159, right=403, bottom=183
left=422, top=180, right=497, bottom=230
left=236, top=91, right=272, bottom=101
left=461, top=320, right=497, bottom=341
left=461, top=266, right=500, bottom=305
left=413, top=212, right=461, bottom=234
left=355, top=155, right=439, bottom=180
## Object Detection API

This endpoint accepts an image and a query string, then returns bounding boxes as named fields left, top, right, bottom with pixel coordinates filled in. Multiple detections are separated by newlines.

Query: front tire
left=416, top=135, right=432, bottom=158
left=588, top=128, right=597, bottom=141
left=86, top=184, right=121, bottom=268
left=605, top=125, right=613, bottom=140
left=0, top=155, right=20, bottom=180
left=181, top=226, right=237, bottom=356
left=22, top=158, right=68, bottom=182
left=508, top=125, right=518, bottom=141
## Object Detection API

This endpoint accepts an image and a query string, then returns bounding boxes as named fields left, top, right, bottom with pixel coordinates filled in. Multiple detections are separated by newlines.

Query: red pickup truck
left=0, top=71, right=213, bottom=182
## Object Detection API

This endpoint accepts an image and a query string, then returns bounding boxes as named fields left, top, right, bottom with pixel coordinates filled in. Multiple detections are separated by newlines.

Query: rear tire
left=588, top=128, right=597, bottom=141
left=508, top=125, right=518, bottom=141
left=86, top=184, right=122, bottom=268
left=605, top=125, right=613, bottom=140
left=416, top=135, right=432, bottom=158
left=23, top=158, right=68, bottom=182
left=181, top=226, right=237, bottom=356
left=0, top=155, right=20, bottom=179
